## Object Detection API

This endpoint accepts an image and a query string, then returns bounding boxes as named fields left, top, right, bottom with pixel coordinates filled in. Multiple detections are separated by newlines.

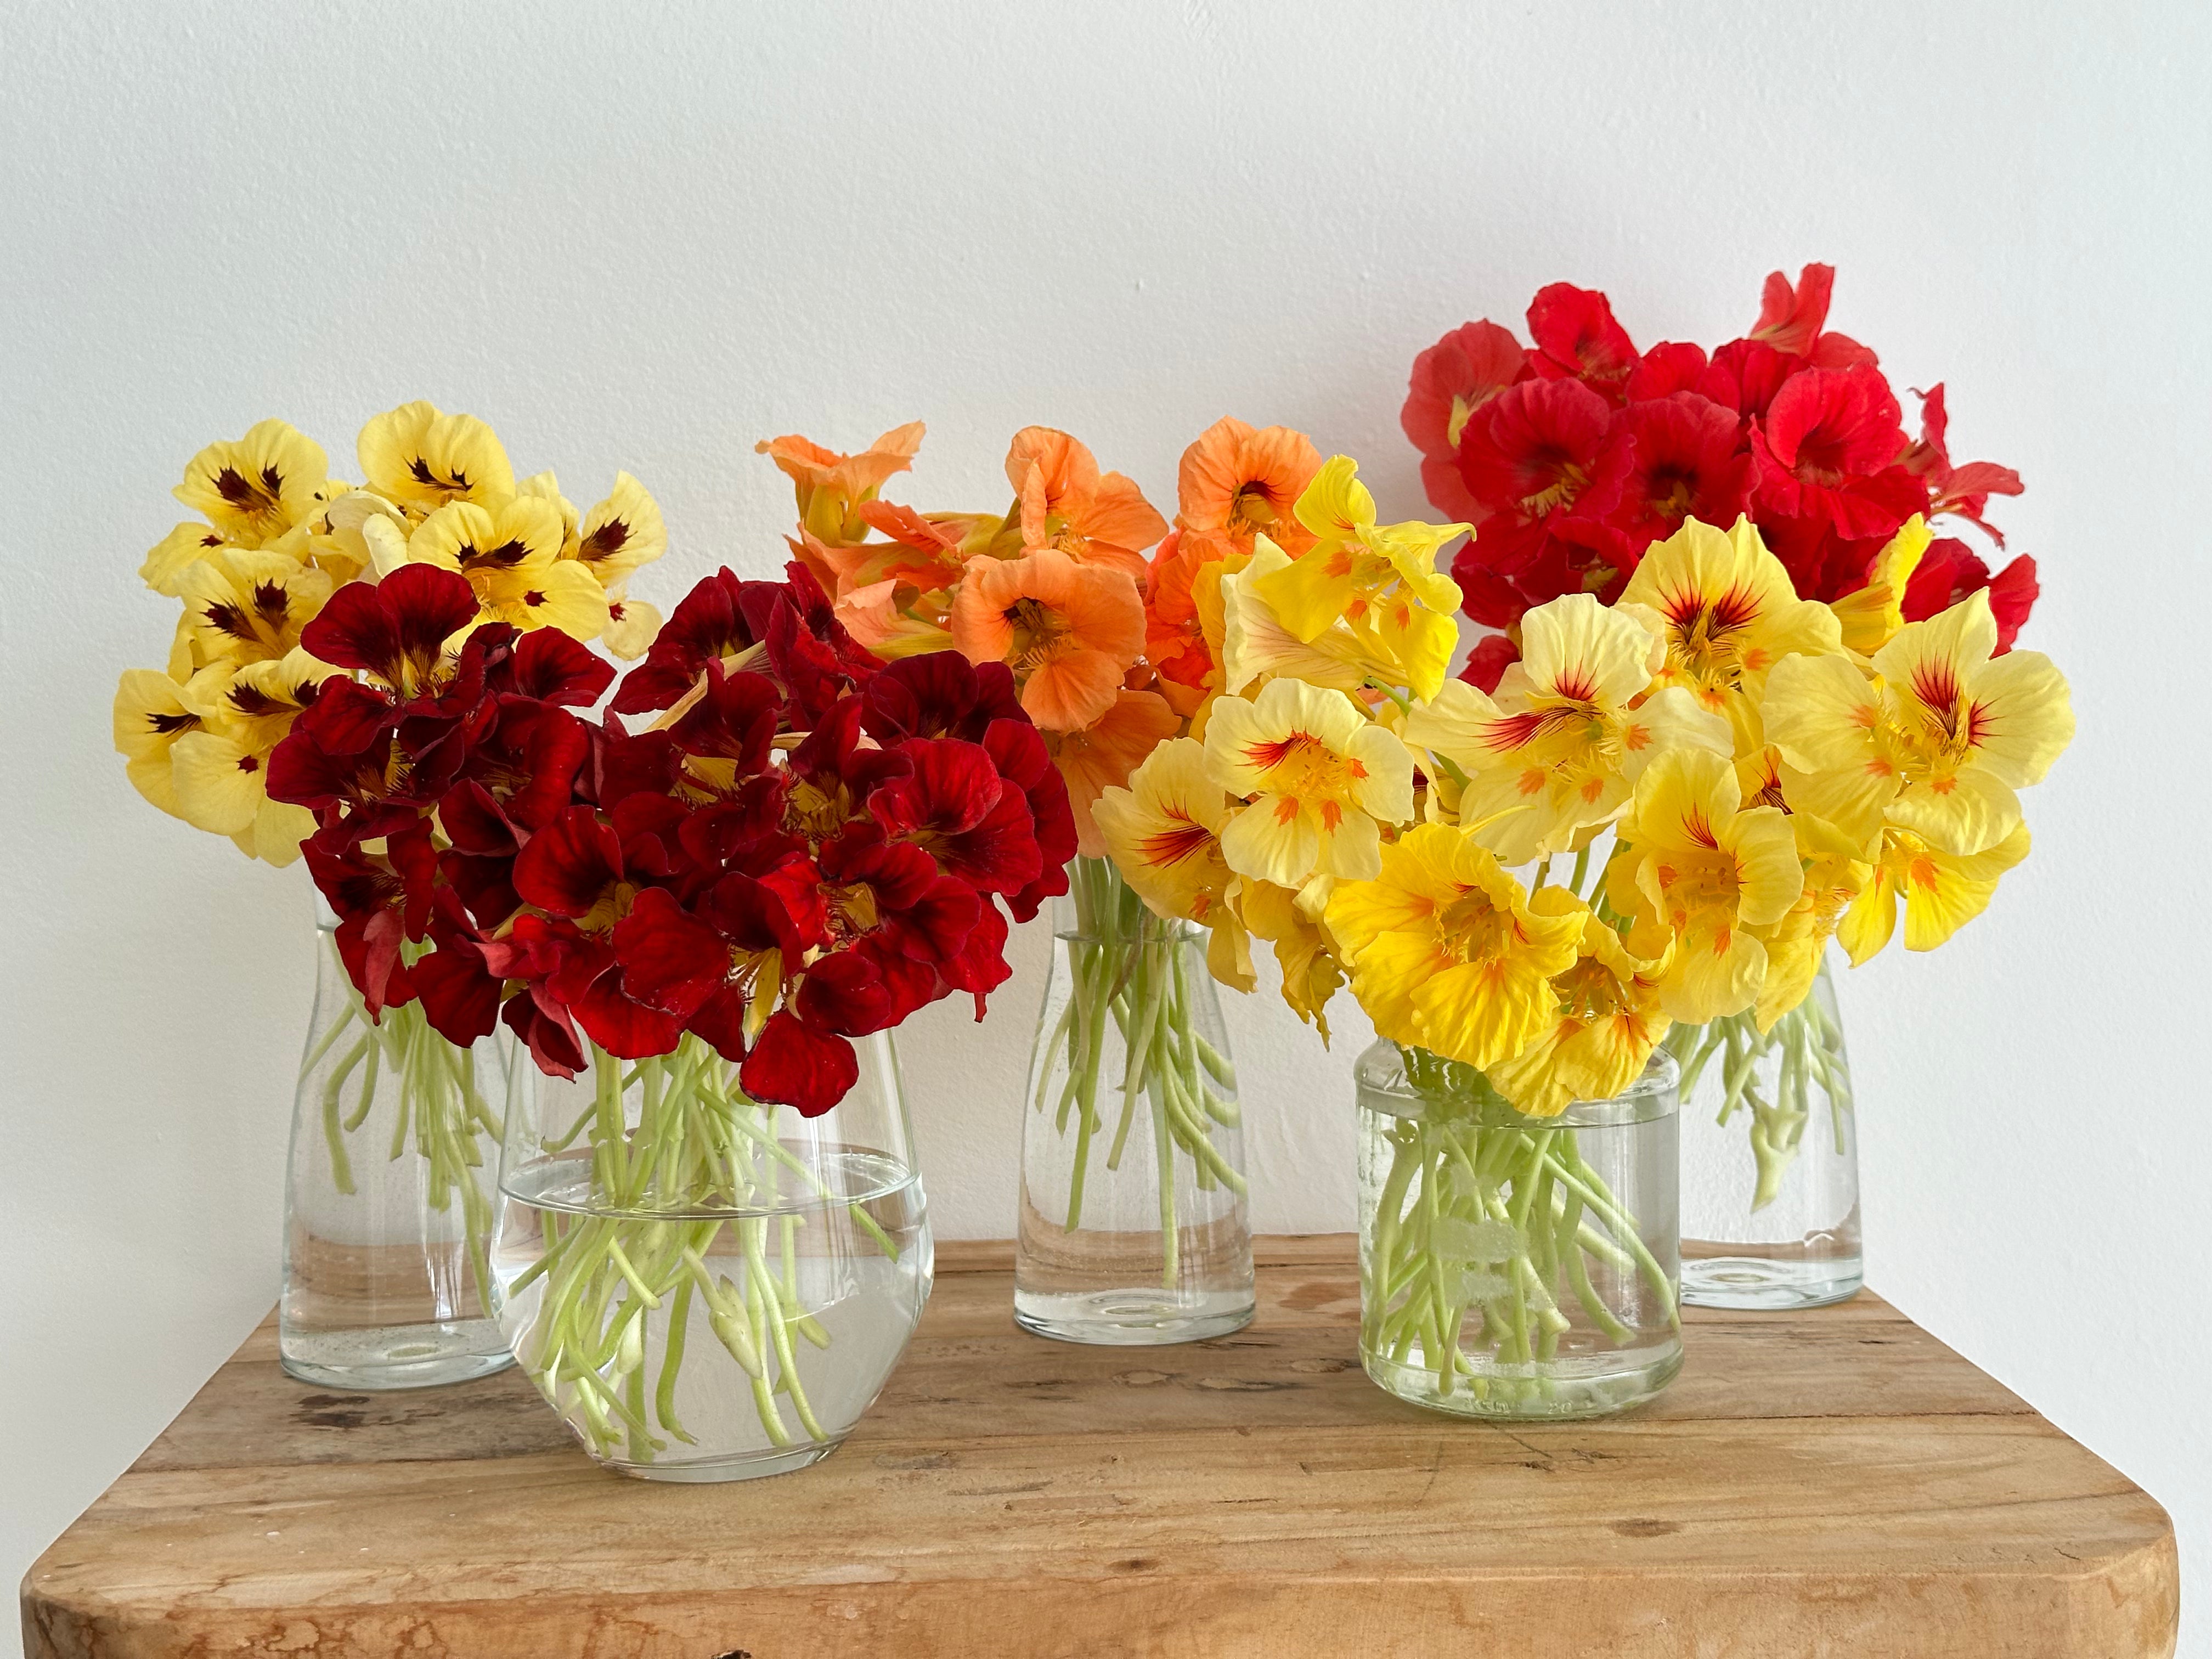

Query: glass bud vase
left=1014, top=856, right=1255, bottom=1345
left=489, top=1030, right=932, bottom=1482
left=1355, top=1040, right=1681, bottom=1420
left=280, top=900, right=513, bottom=1389
left=1672, top=949, right=1862, bottom=1310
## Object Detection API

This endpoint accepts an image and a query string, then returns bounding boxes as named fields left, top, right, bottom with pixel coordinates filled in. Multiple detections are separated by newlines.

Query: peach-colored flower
left=1175, top=416, right=1323, bottom=565
left=1003, top=427, right=1168, bottom=582
left=1049, top=690, right=1181, bottom=856
left=949, top=547, right=1146, bottom=731
left=756, top=422, right=925, bottom=545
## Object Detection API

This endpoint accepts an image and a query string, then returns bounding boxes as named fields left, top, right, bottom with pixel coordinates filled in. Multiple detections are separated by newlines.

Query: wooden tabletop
left=22, top=1237, right=2177, bottom=1659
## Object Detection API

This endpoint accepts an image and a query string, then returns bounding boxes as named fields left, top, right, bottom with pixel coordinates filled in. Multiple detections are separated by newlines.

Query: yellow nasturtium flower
left=113, top=669, right=204, bottom=818
left=172, top=419, right=331, bottom=548
left=571, top=472, right=669, bottom=590
left=177, top=548, right=335, bottom=668
left=1615, top=515, right=1844, bottom=752
left=1093, top=738, right=1238, bottom=927
left=1249, top=456, right=1464, bottom=680
left=1764, top=589, right=2073, bottom=857
left=405, top=498, right=610, bottom=640
left=1609, top=747, right=1805, bottom=1023
left=1234, top=875, right=1345, bottom=1034
left=166, top=651, right=337, bottom=866
left=1837, top=821, right=2029, bottom=964
left=1204, top=676, right=1415, bottom=888
left=1487, top=894, right=1674, bottom=1117
left=1404, top=592, right=1730, bottom=864
left=1829, top=515, right=1931, bottom=657
left=140, top=522, right=235, bottom=598
left=358, top=400, right=517, bottom=514
left=1221, top=539, right=1391, bottom=698
left=1325, top=822, right=1584, bottom=1071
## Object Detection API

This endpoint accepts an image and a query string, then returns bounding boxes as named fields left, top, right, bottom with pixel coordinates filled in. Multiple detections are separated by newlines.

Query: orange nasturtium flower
left=1049, top=689, right=1181, bottom=857
left=756, top=421, right=926, bottom=547
left=947, top=547, right=1146, bottom=732
left=1174, top=416, right=1324, bottom=565
left=1001, top=427, right=1169, bottom=582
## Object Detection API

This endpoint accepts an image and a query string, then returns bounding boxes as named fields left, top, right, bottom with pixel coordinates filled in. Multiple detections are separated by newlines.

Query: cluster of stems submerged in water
left=301, top=975, right=503, bottom=1303
left=503, top=1038, right=900, bottom=1464
left=1665, top=984, right=1852, bottom=1211
left=1032, top=857, right=1244, bottom=1286
left=1363, top=1047, right=1678, bottom=1408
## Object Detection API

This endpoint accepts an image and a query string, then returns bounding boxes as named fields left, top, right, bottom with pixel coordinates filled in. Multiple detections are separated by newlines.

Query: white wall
left=4, top=0, right=2206, bottom=1649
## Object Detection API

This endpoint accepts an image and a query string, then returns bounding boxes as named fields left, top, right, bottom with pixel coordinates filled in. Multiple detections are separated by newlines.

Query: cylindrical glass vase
left=1014, top=857, right=1254, bottom=1345
left=1673, top=950, right=1862, bottom=1310
left=490, top=1030, right=932, bottom=1482
left=1355, top=1040, right=1681, bottom=1420
left=280, top=904, right=512, bottom=1389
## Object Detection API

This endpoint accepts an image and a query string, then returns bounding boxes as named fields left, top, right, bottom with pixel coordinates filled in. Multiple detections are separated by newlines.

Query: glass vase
left=1672, top=949, right=1862, bottom=1310
left=1355, top=1040, right=1681, bottom=1420
left=280, top=901, right=513, bottom=1389
left=1014, top=856, right=1255, bottom=1345
left=489, top=1030, right=932, bottom=1482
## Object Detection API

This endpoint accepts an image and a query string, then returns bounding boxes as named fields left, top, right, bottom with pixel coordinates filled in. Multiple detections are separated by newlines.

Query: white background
left=4, top=1, right=2207, bottom=1650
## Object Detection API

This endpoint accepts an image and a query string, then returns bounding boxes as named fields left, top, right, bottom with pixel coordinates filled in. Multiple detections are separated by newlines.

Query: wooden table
left=21, top=1237, right=2177, bottom=1658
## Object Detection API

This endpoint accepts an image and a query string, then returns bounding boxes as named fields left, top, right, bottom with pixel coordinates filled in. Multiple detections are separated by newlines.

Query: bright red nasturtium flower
left=271, top=562, right=1071, bottom=1116
left=1407, top=263, right=2039, bottom=684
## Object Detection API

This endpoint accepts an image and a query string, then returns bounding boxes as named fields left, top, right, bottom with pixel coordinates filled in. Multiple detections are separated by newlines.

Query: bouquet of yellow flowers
left=1094, top=495, right=2073, bottom=1415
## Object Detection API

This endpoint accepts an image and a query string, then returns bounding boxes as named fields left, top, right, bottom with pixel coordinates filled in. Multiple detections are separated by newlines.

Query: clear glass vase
left=489, top=1030, right=932, bottom=1482
left=1672, top=949, right=1862, bottom=1310
left=1355, top=1040, right=1681, bottom=1419
left=280, top=900, right=513, bottom=1389
left=1014, top=856, right=1255, bottom=1345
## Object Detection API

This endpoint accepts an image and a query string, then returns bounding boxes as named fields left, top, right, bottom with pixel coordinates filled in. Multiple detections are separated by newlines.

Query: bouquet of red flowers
left=270, top=560, right=1070, bottom=1115
left=1404, top=264, right=2037, bottom=689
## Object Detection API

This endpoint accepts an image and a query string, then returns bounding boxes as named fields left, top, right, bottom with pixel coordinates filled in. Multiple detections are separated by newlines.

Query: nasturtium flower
left=1488, top=895, right=1674, bottom=1116
left=569, top=472, right=668, bottom=589
left=1234, top=875, right=1343, bottom=1033
left=1764, top=589, right=2073, bottom=857
left=1829, top=515, right=1931, bottom=657
left=602, top=591, right=664, bottom=661
left=757, top=422, right=924, bottom=547
left=1751, top=843, right=1867, bottom=1031
left=948, top=547, right=1145, bottom=732
left=1002, top=427, right=1169, bottom=582
left=1220, top=539, right=1381, bottom=698
left=1614, top=516, right=1844, bottom=749
left=177, top=548, right=335, bottom=668
left=358, top=400, right=517, bottom=514
left=141, top=522, right=235, bottom=598
left=1048, top=689, right=1181, bottom=857
left=172, top=419, right=330, bottom=548
left=1324, top=822, right=1584, bottom=1070
left=1251, top=455, right=1465, bottom=647
left=1610, top=747, right=1806, bottom=1023
left=1093, top=737, right=1237, bottom=927
left=167, top=651, right=335, bottom=865
left=113, top=669, right=203, bottom=817
left=1174, top=416, right=1324, bottom=565
left=407, top=498, right=610, bottom=640
left=1837, top=821, right=2029, bottom=964
left=1404, top=592, right=1729, bottom=864
left=1204, top=676, right=1415, bottom=888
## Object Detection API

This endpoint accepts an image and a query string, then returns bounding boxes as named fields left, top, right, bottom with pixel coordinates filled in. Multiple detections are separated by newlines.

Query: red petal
left=507, top=629, right=615, bottom=707
left=513, top=806, right=623, bottom=918
left=738, top=1010, right=856, bottom=1116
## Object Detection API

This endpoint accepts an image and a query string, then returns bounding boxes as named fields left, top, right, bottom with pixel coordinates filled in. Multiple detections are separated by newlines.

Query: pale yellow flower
left=172, top=419, right=330, bottom=548
left=358, top=400, right=516, bottom=514
left=1205, top=677, right=1415, bottom=888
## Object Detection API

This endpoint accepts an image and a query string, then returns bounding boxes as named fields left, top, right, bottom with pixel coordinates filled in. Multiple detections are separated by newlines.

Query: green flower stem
left=1665, top=986, right=1853, bottom=1214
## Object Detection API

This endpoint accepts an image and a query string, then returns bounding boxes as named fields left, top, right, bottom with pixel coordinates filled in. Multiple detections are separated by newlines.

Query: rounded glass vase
left=490, top=1030, right=932, bottom=1482
left=1355, top=1040, right=1681, bottom=1420
left=1014, top=857, right=1255, bottom=1346
left=1672, top=949, right=1861, bottom=1310
left=280, top=901, right=513, bottom=1390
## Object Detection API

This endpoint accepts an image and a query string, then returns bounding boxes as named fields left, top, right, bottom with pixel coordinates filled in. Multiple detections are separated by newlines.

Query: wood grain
left=21, top=1237, right=2177, bottom=1659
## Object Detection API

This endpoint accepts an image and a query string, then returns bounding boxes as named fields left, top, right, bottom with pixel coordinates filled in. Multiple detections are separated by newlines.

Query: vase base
left=1680, top=1254, right=1863, bottom=1310
left=1361, top=1339, right=1683, bottom=1420
left=1014, top=1288, right=1255, bottom=1346
left=603, top=1440, right=842, bottom=1483
left=280, top=1318, right=514, bottom=1391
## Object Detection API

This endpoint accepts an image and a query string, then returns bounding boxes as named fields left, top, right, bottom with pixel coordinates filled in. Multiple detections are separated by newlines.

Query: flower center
left=1005, top=596, right=1071, bottom=670
left=1435, top=888, right=1513, bottom=966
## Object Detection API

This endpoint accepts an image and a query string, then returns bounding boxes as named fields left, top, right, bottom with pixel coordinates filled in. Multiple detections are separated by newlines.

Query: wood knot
left=1109, top=1558, right=1159, bottom=1574
left=1113, top=1369, right=1175, bottom=1387
left=1611, top=1517, right=1679, bottom=1538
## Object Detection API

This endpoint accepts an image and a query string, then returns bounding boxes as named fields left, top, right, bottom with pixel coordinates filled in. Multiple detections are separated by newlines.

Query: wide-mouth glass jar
left=1355, top=1039, right=1681, bottom=1420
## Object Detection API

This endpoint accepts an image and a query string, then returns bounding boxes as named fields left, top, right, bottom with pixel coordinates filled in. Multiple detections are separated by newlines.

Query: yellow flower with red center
left=400, top=497, right=610, bottom=640
left=1404, top=591, right=1729, bottom=864
left=172, top=419, right=331, bottom=549
left=1324, top=823, right=1584, bottom=1070
left=1250, top=456, right=1465, bottom=678
left=1093, top=737, right=1237, bottom=926
left=1837, top=821, right=2030, bottom=964
left=166, top=650, right=338, bottom=865
left=1487, top=895, right=1675, bottom=1116
left=1204, top=677, right=1414, bottom=888
left=1614, top=515, right=1844, bottom=750
left=1609, top=747, right=1806, bottom=1022
left=357, top=401, right=516, bottom=514
left=1763, top=588, right=2073, bottom=857
left=177, top=549, right=335, bottom=668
